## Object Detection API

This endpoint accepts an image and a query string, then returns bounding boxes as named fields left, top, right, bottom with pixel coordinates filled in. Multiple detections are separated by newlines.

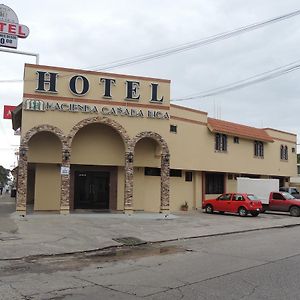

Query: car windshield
left=291, top=188, right=299, bottom=194
left=247, top=194, right=259, bottom=201
left=282, top=192, right=295, bottom=199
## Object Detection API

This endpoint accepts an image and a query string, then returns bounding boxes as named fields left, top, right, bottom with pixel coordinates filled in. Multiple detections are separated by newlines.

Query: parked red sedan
left=202, top=193, right=262, bottom=217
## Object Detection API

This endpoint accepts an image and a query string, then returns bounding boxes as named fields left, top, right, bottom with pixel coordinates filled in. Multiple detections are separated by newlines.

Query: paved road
left=1, top=225, right=300, bottom=299
left=0, top=194, right=17, bottom=234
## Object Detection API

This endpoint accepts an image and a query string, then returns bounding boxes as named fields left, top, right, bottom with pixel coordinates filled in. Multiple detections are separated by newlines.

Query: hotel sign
left=0, top=4, right=29, bottom=48
left=24, top=99, right=170, bottom=120
left=34, top=71, right=166, bottom=103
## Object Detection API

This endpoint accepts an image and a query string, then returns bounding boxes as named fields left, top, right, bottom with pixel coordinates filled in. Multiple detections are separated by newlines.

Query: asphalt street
left=1, top=225, right=300, bottom=299
left=2, top=193, right=300, bottom=299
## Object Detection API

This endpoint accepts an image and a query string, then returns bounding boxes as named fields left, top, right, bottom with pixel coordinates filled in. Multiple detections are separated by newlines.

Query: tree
left=0, top=166, right=10, bottom=186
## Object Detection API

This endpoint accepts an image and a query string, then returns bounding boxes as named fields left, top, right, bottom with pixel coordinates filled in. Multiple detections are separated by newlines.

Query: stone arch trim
left=130, top=131, right=170, bottom=154
left=67, top=116, right=130, bottom=149
left=21, top=124, right=67, bottom=148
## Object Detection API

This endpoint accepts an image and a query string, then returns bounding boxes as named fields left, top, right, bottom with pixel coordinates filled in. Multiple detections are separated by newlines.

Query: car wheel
left=238, top=207, right=248, bottom=217
left=205, top=204, right=213, bottom=214
left=250, top=211, right=259, bottom=217
left=290, top=206, right=300, bottom=217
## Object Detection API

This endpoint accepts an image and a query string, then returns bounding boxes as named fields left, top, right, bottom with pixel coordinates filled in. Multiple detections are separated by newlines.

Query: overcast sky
left=0, top=0, right=300, bottom=169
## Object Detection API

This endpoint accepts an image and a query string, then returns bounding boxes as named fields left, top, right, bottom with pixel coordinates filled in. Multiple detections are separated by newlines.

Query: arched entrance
left=16, top=125, right=66, bottom=214
left=68, top=116, right=130, bottom=212
left=128, top=131, right=170, bottom=213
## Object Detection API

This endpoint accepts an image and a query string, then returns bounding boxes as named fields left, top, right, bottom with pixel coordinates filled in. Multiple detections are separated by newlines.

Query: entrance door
left=74, top=171, right=110, bottom=209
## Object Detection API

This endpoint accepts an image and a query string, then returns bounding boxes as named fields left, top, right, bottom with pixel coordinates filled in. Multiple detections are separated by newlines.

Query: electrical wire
left=88, top=9, right=300, bottom=71
left=0, top=8, right=300, bottom=83
left=171, top=60, right=300, bottom=102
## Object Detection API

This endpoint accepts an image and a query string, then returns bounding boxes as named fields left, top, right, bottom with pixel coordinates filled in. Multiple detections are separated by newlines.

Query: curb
left=2, top=222, right=300, bottom=261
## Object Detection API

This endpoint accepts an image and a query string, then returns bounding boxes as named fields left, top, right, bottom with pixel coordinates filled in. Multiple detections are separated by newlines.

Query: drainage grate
left=0, top=236, right=21, bottom=241
left=113, top=237, right=147, bottom=246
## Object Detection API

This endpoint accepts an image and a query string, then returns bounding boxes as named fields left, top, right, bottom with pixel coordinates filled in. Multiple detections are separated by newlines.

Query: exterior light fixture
left=19, top=147, right=27, bottom=158
left=63, top=149, right=70, bottom=161
left=127, top=152, right=134, bottom=163
left=164, top=153, right=170, bottom=163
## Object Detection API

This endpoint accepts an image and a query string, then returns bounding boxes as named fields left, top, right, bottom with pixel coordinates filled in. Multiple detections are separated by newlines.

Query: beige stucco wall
left=142, top=175, right=161, bottom=212
left=132, top=168, right=145, bottom=211
left=131, top=169, right=202, bottom=212
left=71, top=123, right=125, bottom=166
left=227, top=177, right=237, bottom=193
left=132, top=168, right=160, bottom=212
left=170, top=104, right=207, bottom=124
left=134, top=138, right=161, bottom=167
left=34, top=164, right=60, bottom=211
left=28, top=132, right=62, bottom=163
left=170, top=173, right=194, bottom=211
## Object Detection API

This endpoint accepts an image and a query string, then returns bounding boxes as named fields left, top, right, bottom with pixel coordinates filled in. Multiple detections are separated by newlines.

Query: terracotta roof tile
left=207, top=118, right=274, bottom=142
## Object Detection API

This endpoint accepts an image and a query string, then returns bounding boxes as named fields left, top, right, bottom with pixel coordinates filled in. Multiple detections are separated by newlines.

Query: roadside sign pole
left=0, top=48, right=39, bottom=64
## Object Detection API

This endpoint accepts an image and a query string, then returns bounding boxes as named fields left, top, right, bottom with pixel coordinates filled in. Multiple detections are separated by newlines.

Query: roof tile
left=207, top=118, right=274, bottom=142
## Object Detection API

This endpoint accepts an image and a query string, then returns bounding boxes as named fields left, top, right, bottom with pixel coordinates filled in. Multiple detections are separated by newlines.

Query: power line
left=1, top=8, right=300, bottom=84
left=171, top=59, right=300, bottom=102
left=88, top=9, right=300, bottom=71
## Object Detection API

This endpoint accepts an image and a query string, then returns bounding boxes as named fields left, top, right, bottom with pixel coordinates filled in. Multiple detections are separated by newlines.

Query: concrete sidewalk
left=1, top=193, right=300, bottom=260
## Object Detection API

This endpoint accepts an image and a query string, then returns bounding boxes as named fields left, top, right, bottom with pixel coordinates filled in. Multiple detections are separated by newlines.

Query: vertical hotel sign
left=0, top=4, right=29, bottom=49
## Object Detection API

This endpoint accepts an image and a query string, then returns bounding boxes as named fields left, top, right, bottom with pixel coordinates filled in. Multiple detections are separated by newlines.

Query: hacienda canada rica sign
left=0, top=4, right=29, bottom=49
left=24, top=99, right=170, bottom=120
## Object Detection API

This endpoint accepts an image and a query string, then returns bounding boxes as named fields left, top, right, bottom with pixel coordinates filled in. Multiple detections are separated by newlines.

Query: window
left=205, top=173, right=224, bottom=194
left=254, top=141, right=264, bottom=158
left=280, top=145, right=284, bottom=160
left=272, top=193, right=285, bottom=200
left=170, top=125, right=177, bottom=133
left=233, top=136, right=239, bottom=144
left=280, top=145, right=288, bottom=160
left=218, top=193, right=231, bottom=200
left=144, top=167, right=160, bottom=176
left=170, top=169, right=182, bottom=177
left=215, top=133, right=227, bottom=152
left=185, top=171, right=193, bottom=182
left=292, top=147, right=296, bottom=153
left=233, top=194, right=244, bottom=201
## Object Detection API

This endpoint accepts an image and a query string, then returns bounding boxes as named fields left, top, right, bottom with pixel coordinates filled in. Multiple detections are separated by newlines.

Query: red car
left=202, top=193, right=262, bottom=217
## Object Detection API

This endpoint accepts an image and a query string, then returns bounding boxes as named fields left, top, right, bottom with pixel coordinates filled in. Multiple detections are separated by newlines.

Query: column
left=16, top=146, right=28, bottom=215
left=60, top=149, right=71, bottom=214
left=124, top=151, right=134, bottom=214
left=160, top=152, right=170, bottom=213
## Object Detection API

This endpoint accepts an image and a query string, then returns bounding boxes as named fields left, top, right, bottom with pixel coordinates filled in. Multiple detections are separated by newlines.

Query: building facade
left=13, top=64, right=297, bottom=214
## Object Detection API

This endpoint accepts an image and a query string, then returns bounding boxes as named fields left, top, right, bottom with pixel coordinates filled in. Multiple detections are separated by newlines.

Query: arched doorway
left=130, top=132, right=170, bottom=213
left=133, top=137, right=161, bottom=211
left=68, top=117, right=129, bottom=211
left=16, top=125, right=65, bottom=214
